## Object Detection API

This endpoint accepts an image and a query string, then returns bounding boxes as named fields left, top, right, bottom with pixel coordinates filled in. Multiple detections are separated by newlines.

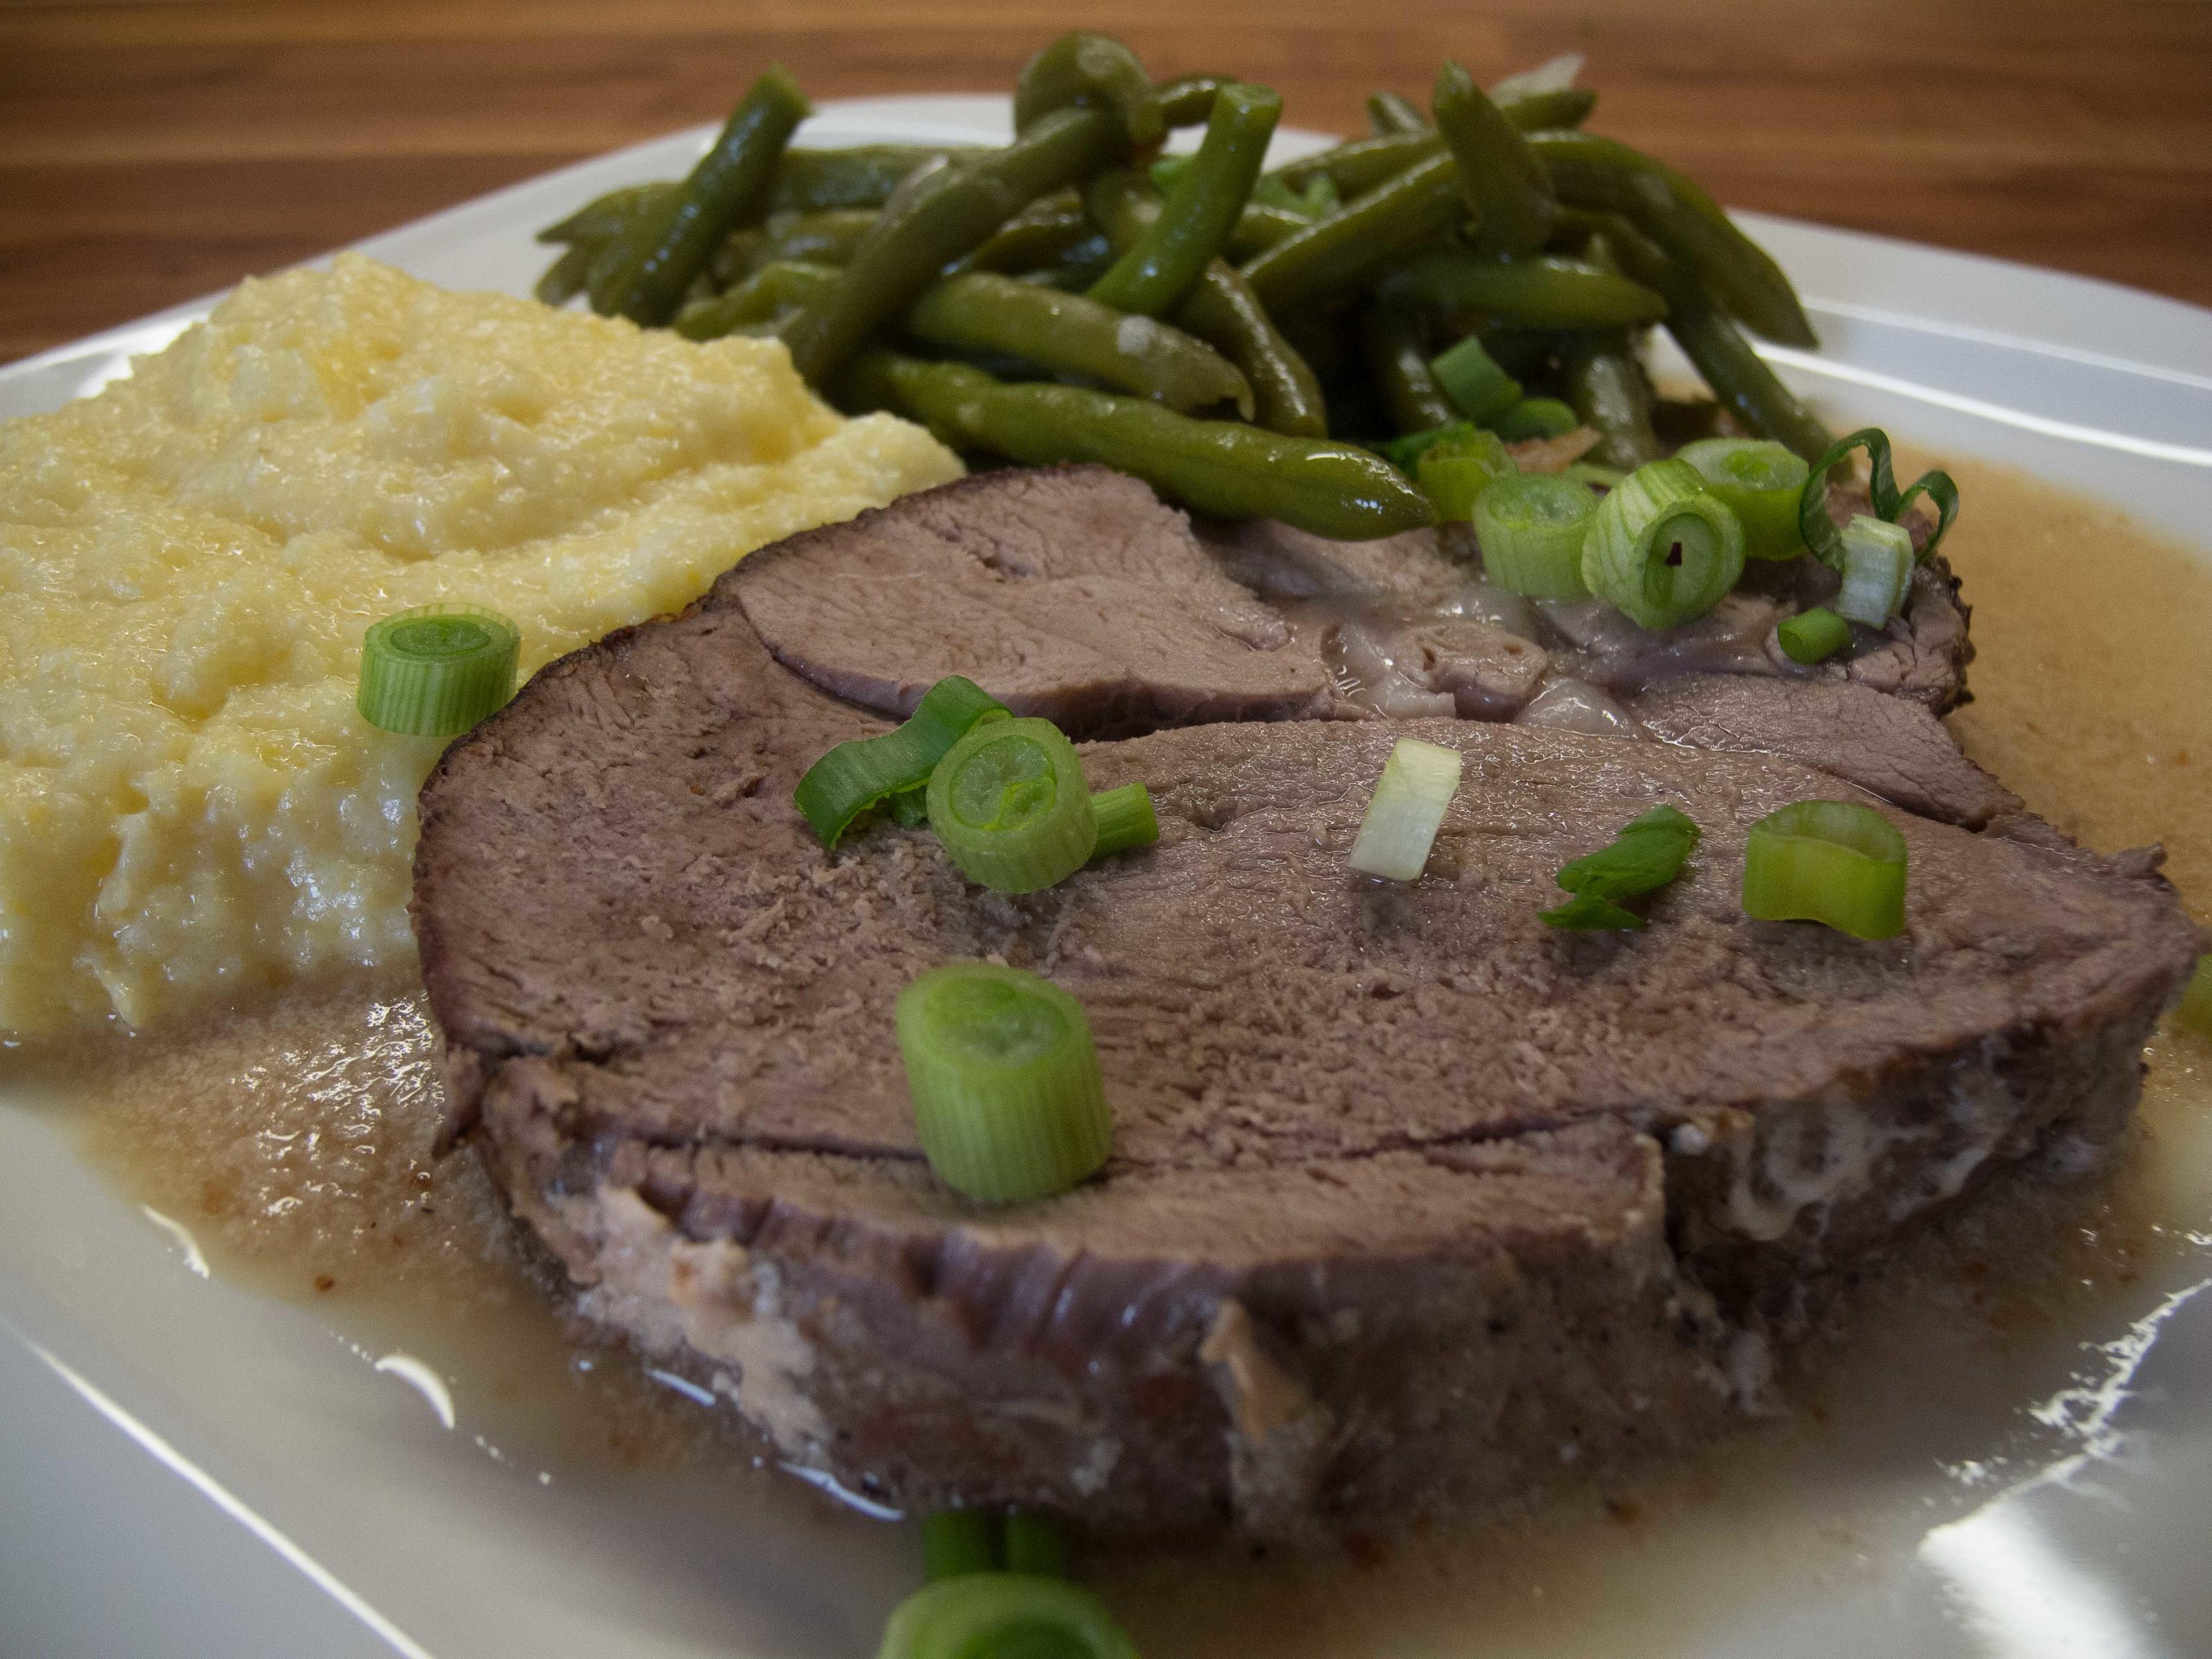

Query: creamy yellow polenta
left=0, top=253, right=963, bottom=1034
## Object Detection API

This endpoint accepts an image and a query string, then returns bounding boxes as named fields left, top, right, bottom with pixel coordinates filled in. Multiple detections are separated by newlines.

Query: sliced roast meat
left=1625, top=674, right=2020, bottom=829
left=733, top=465, right=1330, bottom=736
left=415, top=573, right=2202, bottom=1533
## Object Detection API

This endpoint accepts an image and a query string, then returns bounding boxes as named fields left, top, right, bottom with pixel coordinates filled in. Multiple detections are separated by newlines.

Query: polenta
left=0, top=254, right=963, bottom=1034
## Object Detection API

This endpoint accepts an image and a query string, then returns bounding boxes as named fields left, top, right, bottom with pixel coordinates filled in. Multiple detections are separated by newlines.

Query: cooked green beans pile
left=535, top=35, right=1828, bottom=541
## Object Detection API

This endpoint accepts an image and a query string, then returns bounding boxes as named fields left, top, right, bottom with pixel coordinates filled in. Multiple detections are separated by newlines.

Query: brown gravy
left=15, top=458, right=2212, bottom=1654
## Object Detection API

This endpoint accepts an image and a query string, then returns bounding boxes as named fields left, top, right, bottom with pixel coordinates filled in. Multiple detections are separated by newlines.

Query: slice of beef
left=415, top=579, right=2201, bottom=1533
left=1624, top=674, right=2020, bottom=830
left=733, top=465, right=1330, bottom=736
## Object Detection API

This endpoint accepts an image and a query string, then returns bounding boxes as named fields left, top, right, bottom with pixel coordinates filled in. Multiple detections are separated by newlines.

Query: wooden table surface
left=4, top=0, right=2209, bottom=367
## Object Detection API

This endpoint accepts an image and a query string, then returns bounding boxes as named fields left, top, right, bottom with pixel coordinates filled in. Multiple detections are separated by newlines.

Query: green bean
left=1089, top=82, right=1280, bottom=316
left=845, top=353, right=1436, bottom=538
left=533, top=244, right=594, bottom=306
left=782, top=106, right=1124, bottom=390
left=1013, top=32, right=1165, bottom=146
left=1264, top=85, right=1590, bottom=203
left=1532, top=131, right=1815, bottom=346
left=1596, top=218, right=1830, bottom=459
left=1239, top=152, right=1464, bottom=315
left=765, top=146, right=982, bottom=214
left=1499, top=86, right=1596, bottom=131
left=711, top=208, right=881, bottom=288
left=675, top=261, right=841, bottom=341
left=1226, top=200, right=1313, bottom=259
left=954, top=193, right=1095, bottom=275
left=1360, top=305, right=1457, bottom=433
left=589, top=68, right=811, bottom=326
left=1268, top=132, right=1444, bottom=198
left=1377, top=250, right=1666, bottom=328
left=1367, top=91, right=1430, bottom=136
left=538, top=182, right=676, bottom=246
left=1562, top=331, right=1665, bottom=471
left=1158, top=73, right=1232, bottom=128
left=903, top=272, right=1253, bottom=415
left=1087, top=170, right=1328, bottom=438
left=1432, top=62, right=1556, bottom=255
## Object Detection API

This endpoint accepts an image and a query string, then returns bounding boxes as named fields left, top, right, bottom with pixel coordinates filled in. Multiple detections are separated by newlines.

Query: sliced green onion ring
left=1001, top=1513, right=1069, bottom=1578
left=1675, top=437, right=1810, bottom=560
left=921, top=1511, right=999, bottom=1582
left=897, top=963, right=1112, bottom=1206
left=926, top=718, right=1098, bottom=893
left=1087, top=782, right=1159, bottom=861
left=357, top=603, right=521, bottom=738
left=1488, top=395, right=1579, bottom=441
left=1741, top=799, right=1909, bottom=941
left=1539, top=803, right=1700, bottom=930
left=1429, top=335, right=1524, bottom=423
left=1349, top=737, right=1463, bottom=881
left=1834, top=514, right=1915, bottom=628
left=1561, top=460, right=1625, bottom=490
left=1797, top=426, right=1960, bottom=570
left=878, top=1574, right=1137, bottom=1659
left=1475, top=471, right=1598, bottom=599
left=1777, top=606, right=1853, bottom=665
left=795, top=675, right=1009, bottom=848
left=1580, top=457, right=1745, bottom=631
left=1376, top=418, right=1476, bottom=471
left=2177, top=955, right=2212, bottom=1040
left=1415, top=426, right=1516, bottom=519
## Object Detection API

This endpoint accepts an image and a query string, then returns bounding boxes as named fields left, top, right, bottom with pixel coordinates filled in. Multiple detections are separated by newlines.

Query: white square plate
left=4, top=95, right=2209, bottom=1659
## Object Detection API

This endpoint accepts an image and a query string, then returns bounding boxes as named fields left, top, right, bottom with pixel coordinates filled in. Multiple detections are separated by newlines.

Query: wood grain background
left=3, top=0, right=2209, bottom=366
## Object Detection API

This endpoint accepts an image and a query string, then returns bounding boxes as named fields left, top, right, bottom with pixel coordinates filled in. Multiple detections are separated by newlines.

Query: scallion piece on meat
left=922, top=1511, right=999, bottom=1581
left=897, top=963, right=1112, bottom=1206
left=1834, top=514, right=1915, bottom=627
left=1539, top=804, right=1700, bottom=930
left=1489, top=395, right=1579, bottom=441
left=1580, top=458, right=1745, bottom=631
left=1415, top=427, right=1516, bottom=520
left=1349, top=737, right=1463, bottom=881
left=356, top=604, right=521, bottom=738
left=1002, top=1513, right=1069, bottom=1577
left=879, top=1574, right=1137, bottom=1659
left=1088, top=783, right=1159, bottom=860
left=1474, top=471, right=1597, bottom=599
left=1797, top=426, right=1960, bottom=569
left=1741, top=799, right=1909, bottom=940
left=1429, top=335, right=1524, bottom=424
left=2177, top=956, right=2212, bottom=1040
left=927, top=718, right=1098, bottom=892
left=1777, top=606, right=1853, bottom=665
left=795, top=675, right=1011, bottom=849
left=1675, top=437, right=1810, bottom=560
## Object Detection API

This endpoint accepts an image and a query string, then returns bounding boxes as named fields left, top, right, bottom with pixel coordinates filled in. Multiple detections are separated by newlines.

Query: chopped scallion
left=1429, top=335, right=1524, bottom=424
left=922, top=1511, right=999, bottom=1582
left=1777, top=606, right=1853, bottom=665
left=1087, top=783, right=1159, bottom=861
left=1001, top=1513, right=1069, bottom=1578
left=795, top=675, right=1009, bottom=849
left=1834, top=514, right=1914, bottom=628
left=1375, top=419, right=1477, bottom=472
left=1741, top=798, right=1908, bottom=940
left=1488, top=395, right=1580, bottom=441
left=1539, top=804, right=1700, bottom=930
left=926, top=718, right=1098, bottom=892
left=1561, top=460, right=1625, bottom=491
left=1675, top=437, right=1810, bottom=561
left=1474, top=471, right=1598, bottom=599
left=2177, top=956, right=2212, bottom=1040
left=897, top=963, right=1112, bottom=1206
left=1349, top=737, right=1463, bottom=881
left=1797, top=426, right=1960, bottom=570
left=1416, top=426, right=1516, bottom=520
left=1580, top=457, right=1745, bottom=631
left=356, top=603, right=521, bottom=738
left=877, top=1574, right=1137, bottom=1659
